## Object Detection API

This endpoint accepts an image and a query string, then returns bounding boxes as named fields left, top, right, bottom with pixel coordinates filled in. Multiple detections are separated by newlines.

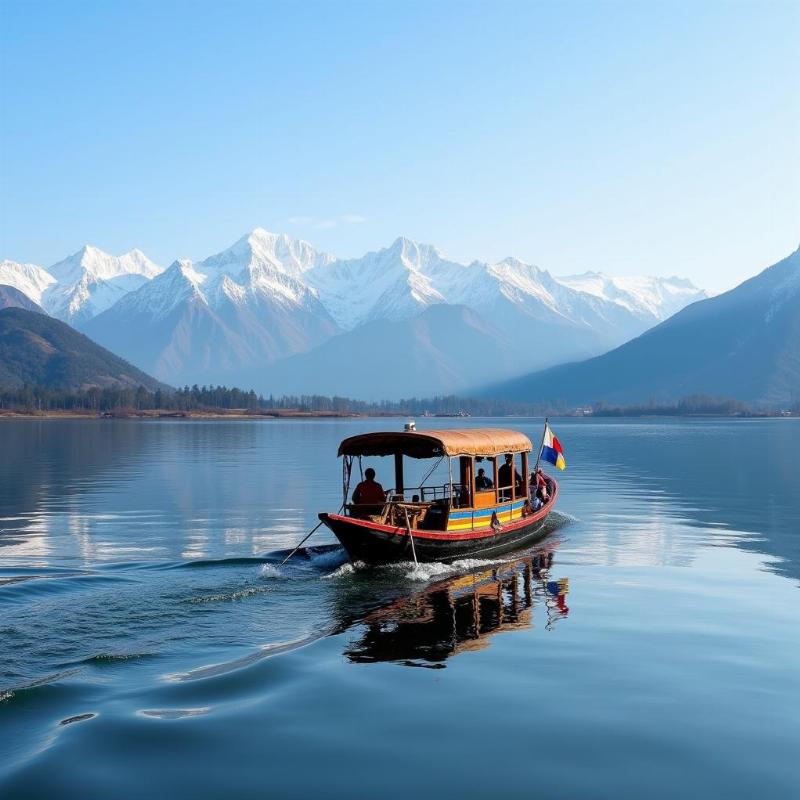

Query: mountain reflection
left=344, top=548, right=569, bottom=668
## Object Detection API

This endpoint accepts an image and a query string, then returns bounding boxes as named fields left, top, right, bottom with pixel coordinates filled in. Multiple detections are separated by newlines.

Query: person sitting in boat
left=498, top=454, right=522, bottom=499
left=352, top=468, right=386, bottom=505
left=532, top=468, right=549, bottom=504
left=475, top=468, right=493, bottom=490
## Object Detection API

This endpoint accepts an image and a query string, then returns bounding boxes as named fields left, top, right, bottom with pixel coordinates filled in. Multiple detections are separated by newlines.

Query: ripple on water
left=188, top=585, right=274, bottom=604
left=138, top=708, right=209, bottom=719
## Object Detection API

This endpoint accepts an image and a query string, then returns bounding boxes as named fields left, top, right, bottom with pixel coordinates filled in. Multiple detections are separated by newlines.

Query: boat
left=319, top=426, right=559, bottom=564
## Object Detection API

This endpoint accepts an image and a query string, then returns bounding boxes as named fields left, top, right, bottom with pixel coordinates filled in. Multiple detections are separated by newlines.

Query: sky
left=1, top=0, right=798, bottom=292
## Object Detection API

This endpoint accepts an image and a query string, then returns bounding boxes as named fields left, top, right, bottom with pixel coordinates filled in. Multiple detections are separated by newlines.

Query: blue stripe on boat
left=448, top=499, right=525, bottom=520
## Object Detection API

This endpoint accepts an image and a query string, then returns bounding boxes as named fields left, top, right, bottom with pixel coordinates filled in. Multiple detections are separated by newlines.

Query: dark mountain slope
left=481, top=248, right=800, bottom=407
left=0, top=307, right=168, bottom=391
left=0, top=284, right=45, bottom=313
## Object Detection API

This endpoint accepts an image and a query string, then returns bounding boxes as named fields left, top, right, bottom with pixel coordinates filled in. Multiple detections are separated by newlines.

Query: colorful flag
left=540, top=424, right=566, bottom=470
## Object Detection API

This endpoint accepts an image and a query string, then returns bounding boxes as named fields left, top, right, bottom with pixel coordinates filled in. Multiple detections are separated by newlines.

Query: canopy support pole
left=448, top=457, right=454, bottom=505
left=394, top=452, right=404, bottom=497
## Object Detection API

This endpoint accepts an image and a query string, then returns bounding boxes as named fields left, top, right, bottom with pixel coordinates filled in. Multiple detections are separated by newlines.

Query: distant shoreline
left=1, top=409, right=796, bottom=421
left=0, top=409, right=370, bottom=420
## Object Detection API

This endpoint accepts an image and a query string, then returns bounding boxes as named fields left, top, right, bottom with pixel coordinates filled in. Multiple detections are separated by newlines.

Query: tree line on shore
left=0, top=384, right=795, bottom=417
left=0, top=383, right=539, bottom=416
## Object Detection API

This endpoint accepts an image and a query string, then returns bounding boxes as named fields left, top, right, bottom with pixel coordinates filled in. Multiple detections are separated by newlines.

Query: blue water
left=1, top=418, right=798, bottom=799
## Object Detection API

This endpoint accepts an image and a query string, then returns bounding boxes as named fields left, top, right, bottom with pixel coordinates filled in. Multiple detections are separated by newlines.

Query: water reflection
left=343, top=546, right=569, bottom=667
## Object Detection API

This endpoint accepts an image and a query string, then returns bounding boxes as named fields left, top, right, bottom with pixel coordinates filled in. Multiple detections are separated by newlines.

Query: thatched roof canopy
left=337, top=428, right=533, bottom=459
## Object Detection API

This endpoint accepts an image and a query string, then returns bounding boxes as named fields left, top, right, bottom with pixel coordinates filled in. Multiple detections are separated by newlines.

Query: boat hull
left=319, top=506, right=555, bottom=564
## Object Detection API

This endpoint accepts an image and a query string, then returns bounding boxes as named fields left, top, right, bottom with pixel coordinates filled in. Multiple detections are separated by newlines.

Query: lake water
left=1, top=417, right=798, bottom=799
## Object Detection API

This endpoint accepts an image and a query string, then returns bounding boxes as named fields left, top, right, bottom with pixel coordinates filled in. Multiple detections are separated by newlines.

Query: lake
left=1, top=417, right=798, bottom=799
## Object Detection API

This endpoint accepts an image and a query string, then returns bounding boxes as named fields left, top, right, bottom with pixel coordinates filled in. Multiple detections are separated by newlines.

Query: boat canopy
left=337, top=428, right=533, bottom=459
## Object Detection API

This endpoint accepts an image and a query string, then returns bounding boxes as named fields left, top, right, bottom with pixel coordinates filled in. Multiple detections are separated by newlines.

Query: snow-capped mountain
left=306, top=237, right=706, bottom=333
left=558, top=272, right=706, bottom=321
left=305, top=237, right=449, bottom=329
left=0, top=247, right=164, bottom=326
left=3, top=230, right=708, bottom=395
left=0, top=260, right=57, bottom=307
left=43, top=245, right=163, bottom=325
left=83, top=230, right=340, bottom=385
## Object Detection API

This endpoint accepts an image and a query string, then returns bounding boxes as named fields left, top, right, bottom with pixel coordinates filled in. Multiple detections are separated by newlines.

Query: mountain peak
left=245, top=228, right=283, bottom=247
left=203, top=229, right=334, bottom=278
left=49, top=245, right=161, bottom=282
left=386, top=236, right=445, bottom=269
left=167, top=258, right=201, bottom=277
left=497, top=255, right=542, bottom=271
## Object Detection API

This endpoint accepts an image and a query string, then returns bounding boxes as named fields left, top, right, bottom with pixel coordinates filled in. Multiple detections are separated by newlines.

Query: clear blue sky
left=1, top=0, right=798, bottom=291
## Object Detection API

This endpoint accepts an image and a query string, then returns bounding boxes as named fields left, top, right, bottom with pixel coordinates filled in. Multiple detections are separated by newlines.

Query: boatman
left=498, top=454, right=522, bottom=498
left=352, top=467, right=386, bottom=505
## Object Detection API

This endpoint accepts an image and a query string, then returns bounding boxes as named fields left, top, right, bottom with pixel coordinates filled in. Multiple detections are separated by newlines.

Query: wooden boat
left=319, top=426, right=558, bottom=564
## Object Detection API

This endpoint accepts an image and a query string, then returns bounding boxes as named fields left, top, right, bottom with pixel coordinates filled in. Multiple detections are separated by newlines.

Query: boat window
left=497, top=452, right=526, bottom=502
left=474, top=456, right=495, bottom=493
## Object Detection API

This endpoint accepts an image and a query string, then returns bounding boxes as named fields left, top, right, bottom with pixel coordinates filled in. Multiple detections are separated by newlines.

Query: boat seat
left=348, top=502, right=387, bottom=520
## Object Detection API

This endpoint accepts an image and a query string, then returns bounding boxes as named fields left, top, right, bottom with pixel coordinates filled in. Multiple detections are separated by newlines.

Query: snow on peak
left=0, top=259, right=57, bottom=306
left=305, top=237, right=452, bottom=329
left=171, top=258, right=206, bottom=286
left=35, top=245, right=164, bottom=324
left=387, top=236, right=445, bottom=270
left=109, top=258, right=208, bottom=319
left=2, top=233, right=711, bottom=341
left=192, top=229, right=335, bottom=310
left=556, top=272, right=707, bottom=320
left=200, top=229, right=335, bottom=281
left=48, top=245, right=162, bottom=284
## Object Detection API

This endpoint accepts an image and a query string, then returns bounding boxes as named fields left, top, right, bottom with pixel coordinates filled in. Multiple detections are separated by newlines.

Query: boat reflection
left=344, top=546, right=570, bottom=667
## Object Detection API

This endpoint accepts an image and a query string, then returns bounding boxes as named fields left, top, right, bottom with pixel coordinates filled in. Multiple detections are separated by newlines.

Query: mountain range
left=1, top=230, right=706, bottom=396
left=484, top=246, right=800, bottom=407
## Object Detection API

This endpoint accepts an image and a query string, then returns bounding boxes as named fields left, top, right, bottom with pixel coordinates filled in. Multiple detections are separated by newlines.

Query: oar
left=280, top=520, right=324, bottom=565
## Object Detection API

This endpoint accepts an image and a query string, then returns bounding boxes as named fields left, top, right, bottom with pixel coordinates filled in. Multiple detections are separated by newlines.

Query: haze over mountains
left=485, top=247, right=800, bottom=407
left=1, top=230, right=706, bottom=396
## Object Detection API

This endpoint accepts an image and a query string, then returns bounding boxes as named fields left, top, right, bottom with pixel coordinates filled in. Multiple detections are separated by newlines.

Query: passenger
left=498, top=454, right=522, bottom=498
left=352, top=467, right=386, bottom=505
left=532, top=467, right=549, bottom=502
left=536, top=483, right=549, bottom=505
left=475, top=468, right=493, bottom=490
left=532, top=495, right=543, bottom=511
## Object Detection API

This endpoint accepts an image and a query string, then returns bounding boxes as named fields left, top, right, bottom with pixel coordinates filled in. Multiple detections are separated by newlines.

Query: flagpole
left=533, top=417, right=548, bottom=473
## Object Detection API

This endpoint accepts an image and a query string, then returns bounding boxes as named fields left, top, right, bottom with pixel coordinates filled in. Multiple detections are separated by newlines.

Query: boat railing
left=376, top=484, right=461, bottom=503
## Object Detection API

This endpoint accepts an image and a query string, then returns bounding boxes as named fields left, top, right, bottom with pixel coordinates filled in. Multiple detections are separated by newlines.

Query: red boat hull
left=320, top=484, right=559, bottom=564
